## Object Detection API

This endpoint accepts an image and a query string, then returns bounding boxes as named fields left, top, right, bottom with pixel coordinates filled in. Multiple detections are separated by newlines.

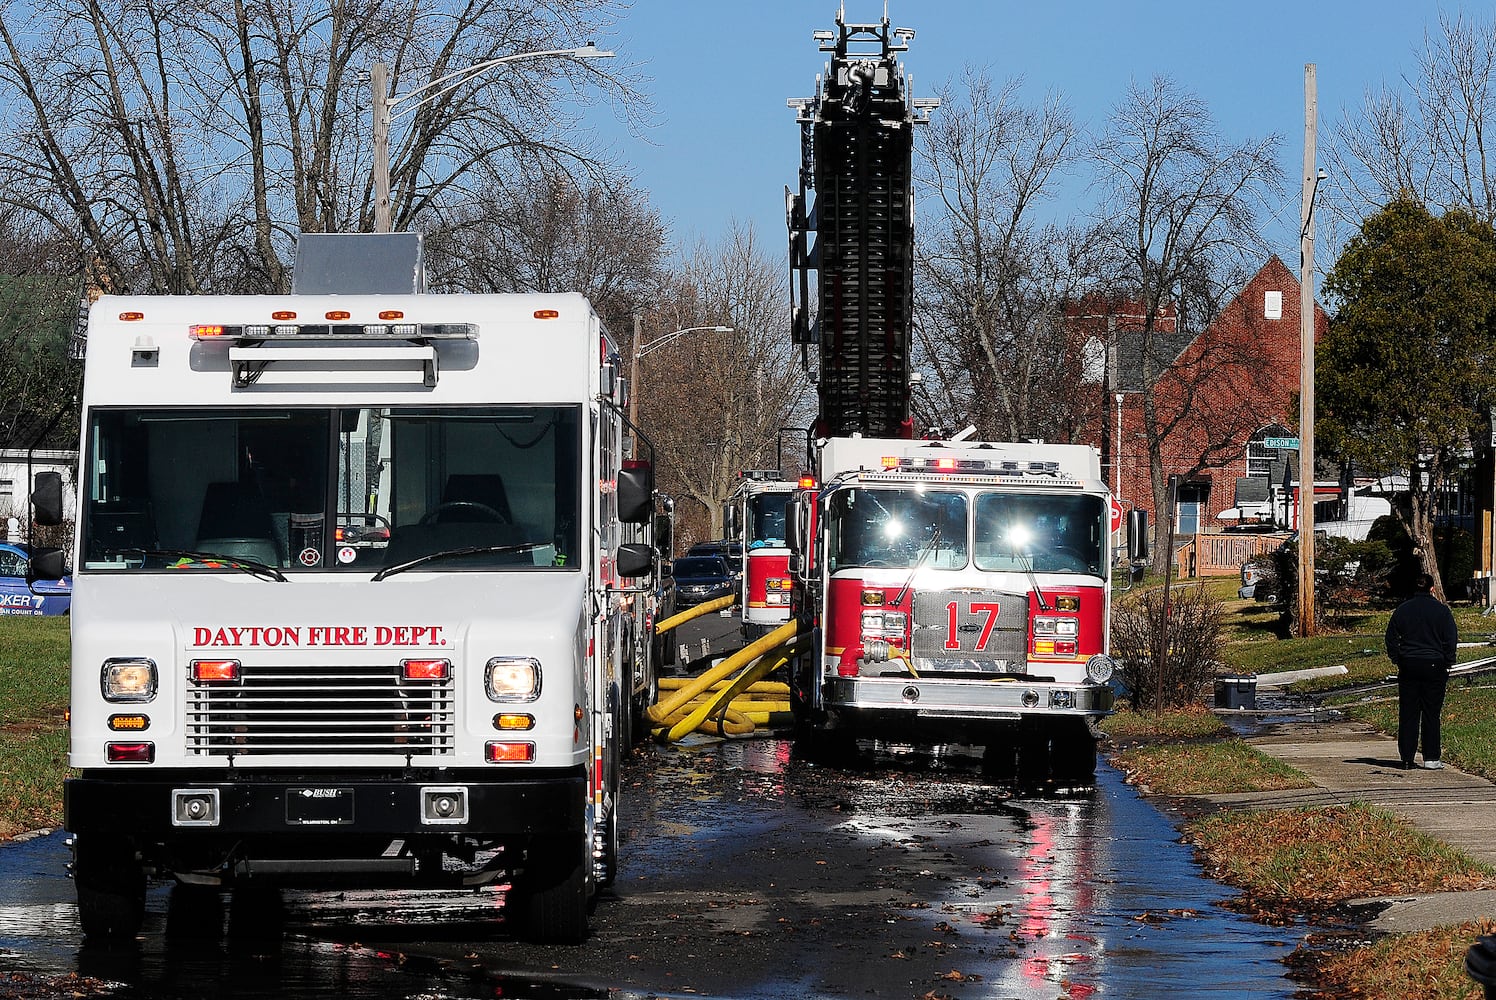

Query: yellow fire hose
left=648, top=620, right=802, bottom=724
left=661, top=644, right=804, bottom=742
left=654, top=594, right=736, bottom=634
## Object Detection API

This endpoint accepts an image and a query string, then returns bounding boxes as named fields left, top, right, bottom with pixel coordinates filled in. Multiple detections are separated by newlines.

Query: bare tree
left=1329, top=10, right=1496, bottom=228
left=426, top=163, right=667, bottom=333
left=912, top=70, right=1089, bottom=441
left=640, top=224, right=812, bottom=543
left=1090, top=76, right=1283, bottom=558
left=0, top=0, right=642, bottom=294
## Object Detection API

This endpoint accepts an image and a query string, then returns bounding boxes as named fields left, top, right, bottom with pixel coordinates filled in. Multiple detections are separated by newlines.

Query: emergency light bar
left=190, top=322, right=477, bottom=341
left=880, top=455, right=1064, bottom=475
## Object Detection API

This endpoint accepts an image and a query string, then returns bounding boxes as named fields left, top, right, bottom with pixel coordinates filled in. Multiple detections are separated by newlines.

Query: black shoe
left=1400, top=760, right=1416, bottom=770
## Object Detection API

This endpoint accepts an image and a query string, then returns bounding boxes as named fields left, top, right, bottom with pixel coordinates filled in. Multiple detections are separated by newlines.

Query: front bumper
left=825, top=674, right=1114, bottom=727
left=65, top=768, right=586, bottom=838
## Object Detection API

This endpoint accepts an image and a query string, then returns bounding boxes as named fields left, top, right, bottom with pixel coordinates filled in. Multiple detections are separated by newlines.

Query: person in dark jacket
left=1384, top=572, right=1459, bottom=769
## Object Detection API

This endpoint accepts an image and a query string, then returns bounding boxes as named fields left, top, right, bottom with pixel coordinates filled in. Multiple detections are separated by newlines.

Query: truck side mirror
left=617, top=466, right=653, bottom=524
left=26, top=546, right=66, bottom=584
left=653, top=512, right=674, bottom=558
left=724, top=505, right=740, bottom=538
left=616, top=543, right=654, bottom=579
left=1127, top=509, right=1149, bottom=563
left=31, top=471, right=63, bottom=527
left=786, top=498, right=804, bottom=555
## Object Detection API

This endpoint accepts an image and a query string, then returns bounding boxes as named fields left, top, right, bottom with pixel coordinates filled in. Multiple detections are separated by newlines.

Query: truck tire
left=165, top=883, right=223, bottom=939
left=510, top=839, right=590, bottom=944
left=1051, top=723, right=1099, bottom=786
left=72, top=837, right=146, bottom=941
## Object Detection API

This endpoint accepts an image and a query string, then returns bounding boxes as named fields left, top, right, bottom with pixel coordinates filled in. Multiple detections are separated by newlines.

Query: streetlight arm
left=387, top=45, right=614, bottom=123
left=636, top=325, right=734, bottom=359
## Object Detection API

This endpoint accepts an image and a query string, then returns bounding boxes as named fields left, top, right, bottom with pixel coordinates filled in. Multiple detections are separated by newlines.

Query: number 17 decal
left=945, top=601, right=1002, bottom=651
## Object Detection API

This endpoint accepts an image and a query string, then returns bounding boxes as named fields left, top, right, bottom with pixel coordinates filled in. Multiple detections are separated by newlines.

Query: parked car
left=671, top=555, right=735, bottom=609
left=0, top=541, right=72, bottom=616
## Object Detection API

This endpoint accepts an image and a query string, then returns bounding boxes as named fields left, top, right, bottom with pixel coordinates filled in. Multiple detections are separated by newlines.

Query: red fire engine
left=782, top=12, right=1126, bottom=782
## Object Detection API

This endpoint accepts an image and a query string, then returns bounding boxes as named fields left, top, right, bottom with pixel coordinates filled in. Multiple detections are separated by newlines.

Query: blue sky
left=594, top=1, right=1444, bottom=263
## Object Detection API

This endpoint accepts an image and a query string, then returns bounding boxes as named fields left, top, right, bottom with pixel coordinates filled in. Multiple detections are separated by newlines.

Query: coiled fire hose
left=646, top=619, right=806, bottom=742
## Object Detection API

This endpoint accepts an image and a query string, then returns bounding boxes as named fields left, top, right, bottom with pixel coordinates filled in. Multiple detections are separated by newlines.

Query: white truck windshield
left=972, top=492, right=1106, bottom=576
left=81, top=405, right=581, bottom=574
left=826, top=488, right=968, bottom=571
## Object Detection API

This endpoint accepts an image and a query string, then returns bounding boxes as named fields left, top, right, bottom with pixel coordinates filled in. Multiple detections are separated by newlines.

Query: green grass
left=1314, top=919, right=1496, bottom=1000
left=1112, top=738, right=1313, bottom=795
left=0, top=615, right=69, bottom=722
left=1100, top=704, right=1227, bottom=742
left=0, top=616, right=71, bottom=838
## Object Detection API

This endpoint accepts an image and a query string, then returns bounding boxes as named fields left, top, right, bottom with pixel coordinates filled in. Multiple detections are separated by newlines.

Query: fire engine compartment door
left=910, top=588, right=1027, bottom=671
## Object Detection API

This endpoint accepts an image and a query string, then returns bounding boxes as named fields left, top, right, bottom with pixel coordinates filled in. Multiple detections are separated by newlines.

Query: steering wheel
left=420, top=501, right=507, bottom=525
left=863, top=559, right=892, bottom=568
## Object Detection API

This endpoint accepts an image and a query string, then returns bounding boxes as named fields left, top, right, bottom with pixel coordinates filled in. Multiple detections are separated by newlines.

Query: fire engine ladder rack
left=222, top=328, right=473, bottom=389
left=786, top=14, right=937, bottom=439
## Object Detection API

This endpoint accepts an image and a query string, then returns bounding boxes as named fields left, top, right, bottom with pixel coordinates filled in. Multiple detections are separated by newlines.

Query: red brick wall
left=1089, top=257, right=1327, bottom=532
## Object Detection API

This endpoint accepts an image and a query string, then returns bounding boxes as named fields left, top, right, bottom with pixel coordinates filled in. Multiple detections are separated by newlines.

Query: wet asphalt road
left=0, top=611, right=1314, bottom=998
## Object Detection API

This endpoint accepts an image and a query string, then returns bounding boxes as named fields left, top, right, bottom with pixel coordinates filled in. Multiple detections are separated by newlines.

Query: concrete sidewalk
left=1198, top=714, right=1496, bottom=933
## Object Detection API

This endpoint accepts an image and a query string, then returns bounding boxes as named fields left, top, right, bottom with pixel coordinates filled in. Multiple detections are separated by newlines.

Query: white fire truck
left=28, top=235, right=660, bottom=943
left=786, top=436, right=1119, bottom=782
left=725, top=471, right=798, bottom=639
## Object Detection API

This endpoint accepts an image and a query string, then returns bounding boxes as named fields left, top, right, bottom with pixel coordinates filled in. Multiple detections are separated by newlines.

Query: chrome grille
left=910, top=589, right=1028, bottom=669
left=186, top=662, right=455, bottom=757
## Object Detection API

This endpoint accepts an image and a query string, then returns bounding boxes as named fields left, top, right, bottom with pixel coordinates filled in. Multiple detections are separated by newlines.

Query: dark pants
left=1398, top=662, right=1449, bottom=763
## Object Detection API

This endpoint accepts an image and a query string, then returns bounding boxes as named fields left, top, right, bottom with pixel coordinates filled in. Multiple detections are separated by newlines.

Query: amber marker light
left=190, top=324, right=225, bottom=338
left=108, top=714, right=150, bottom=731
left=325, top=310, right=351, bottom=320
left=493, top=713, right=535, bottom=731
left=119, top=312, right=145, bottom=321
left=378, top=310, right=404, bottom=320
left=271, top=310, right=297, bottom=321
left=534, top=309, right=559, bottom=319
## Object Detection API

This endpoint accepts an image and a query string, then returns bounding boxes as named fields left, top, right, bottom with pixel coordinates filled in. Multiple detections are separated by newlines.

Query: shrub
left=1268, top=534, right=1396, bottom=629
left=1111, top=581, right=1224, bottom=710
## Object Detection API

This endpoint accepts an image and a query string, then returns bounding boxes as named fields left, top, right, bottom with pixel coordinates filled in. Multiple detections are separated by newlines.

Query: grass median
left=0, top=616, right=70, bottom=840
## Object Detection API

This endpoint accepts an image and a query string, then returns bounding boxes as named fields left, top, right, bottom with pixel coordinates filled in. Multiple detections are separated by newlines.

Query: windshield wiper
left=372, top=542, right=546, bottom=582
left=114, top=547, right=287, bottom=582
left=892, top=525, right=941, bottom=609
left=1013, top=546, right=1050, bottom=611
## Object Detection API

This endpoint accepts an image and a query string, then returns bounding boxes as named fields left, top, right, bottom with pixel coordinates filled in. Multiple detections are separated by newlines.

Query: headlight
left=101, top=658, right=158, bottom=702
left=485, top=657, right=541, bottom=702
left=1034, top=617, right=1079, bottom=637
left=1086, top=654, right=1116, bottom=684
left=861, top=610, right=907, bottom=637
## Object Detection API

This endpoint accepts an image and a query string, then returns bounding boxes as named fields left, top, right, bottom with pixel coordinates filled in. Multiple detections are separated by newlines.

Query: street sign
left=1109, top=497, right=1123, bottom=533
left=1263, top=436, right=1300, bottom=450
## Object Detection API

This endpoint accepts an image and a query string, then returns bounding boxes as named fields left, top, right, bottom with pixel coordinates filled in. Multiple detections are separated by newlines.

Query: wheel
left=227, top=886, right=285, bottom=943
left=1017, top=733, right=1053, bottom=786
left=1050, top=722, right=1098, bottom=786
left=72, top=836, right=146, bottom=941
left=509, top=839, right=590, bottom=944
left=165, top=883, right=223, bottom=940
left=597, top=797, right=620, bottom=890
left=981, top=741, right=1018, bottom=780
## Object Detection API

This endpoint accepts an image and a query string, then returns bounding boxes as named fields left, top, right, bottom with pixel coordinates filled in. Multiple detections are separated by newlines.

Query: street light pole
left=628, top=322, right=735, bottom=455
left=1114, top=392, right=1124, bottom=501
left=370, top=44, right=614, bottom=234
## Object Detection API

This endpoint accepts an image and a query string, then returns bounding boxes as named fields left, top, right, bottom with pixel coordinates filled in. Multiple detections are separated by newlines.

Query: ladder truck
left=783, top=10, right=1119, bottom=782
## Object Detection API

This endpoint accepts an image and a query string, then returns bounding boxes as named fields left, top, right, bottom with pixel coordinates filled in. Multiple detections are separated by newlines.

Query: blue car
left=671, top=555, right=735, bottom=609
left=0, top=542, right=72, bottom=616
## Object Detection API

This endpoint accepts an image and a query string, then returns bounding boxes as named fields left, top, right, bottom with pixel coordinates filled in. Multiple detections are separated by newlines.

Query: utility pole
left=1298, top=63, right=1318, bottom=637
left=628, top=312, right=642, bottom=456
left=372, top=62, right=391, bottom=233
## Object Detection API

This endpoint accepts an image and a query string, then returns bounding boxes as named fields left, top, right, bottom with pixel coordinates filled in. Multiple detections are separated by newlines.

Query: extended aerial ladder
left=786, top=6, right=938, bottom=439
